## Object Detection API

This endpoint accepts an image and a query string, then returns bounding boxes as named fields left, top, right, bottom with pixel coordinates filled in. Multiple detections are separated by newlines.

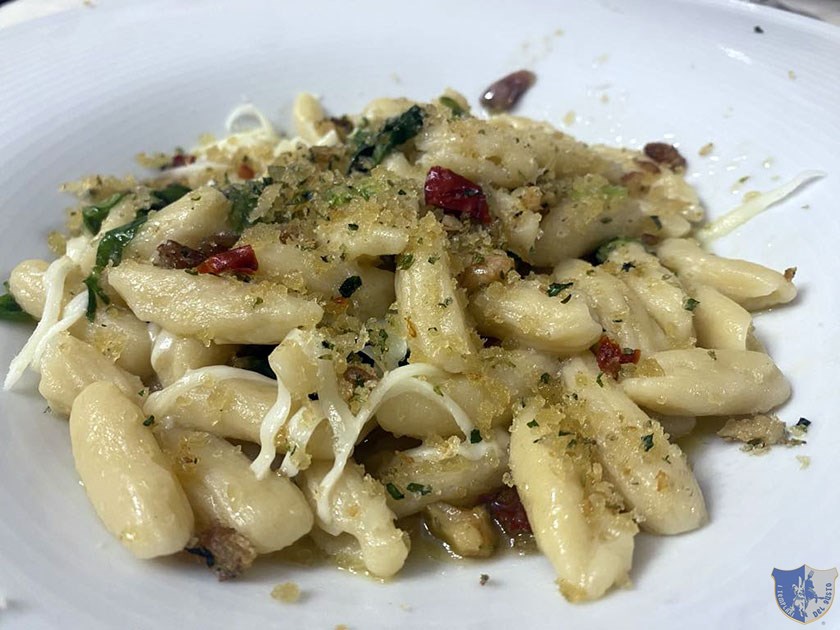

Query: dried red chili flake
left=196, top=244, right=259, bottom=275
left=592, top=334, right=640, bottom=379
left=424, top=166, right=491, bottom=224
left=169, top=152, right=196, bottom=168
left=237, top=163, right=255, bottom=180
left=482, top=486, right=531, bottom=537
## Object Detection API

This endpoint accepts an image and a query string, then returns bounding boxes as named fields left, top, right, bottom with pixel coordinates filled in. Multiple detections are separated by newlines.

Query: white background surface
left=0, top=1, right=839, bottom=629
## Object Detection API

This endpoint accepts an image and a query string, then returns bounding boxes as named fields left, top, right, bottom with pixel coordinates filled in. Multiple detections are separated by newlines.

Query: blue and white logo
left=772, top=565, right=837, bottom=624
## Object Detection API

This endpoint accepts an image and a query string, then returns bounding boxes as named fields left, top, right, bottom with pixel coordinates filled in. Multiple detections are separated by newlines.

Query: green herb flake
left=539, top=372, right=551, bottom=384
left=433, top=384, right=444, bottom=397
left=621, top=262, right=636, bottom=272
left=683, top=297, right=700, bottom=311
left=253, top=297, right=264, bottom=307
left=469, top=428, right=483, bottom=444
left=406, top=482, right=432, bottom=496
left=596, top=372, right=605, bottom=387
left=223, top=177, right=271, bottom=234
left=142, top=415, right=155, bottom=427
left=650, top=215, right=663, bottom=230
left=641, top=433, right=654, bottom=451
left=81, top=192, right=127, bottom=235
left=338, top=275, right=363, bottom=298
left=385, top=482, right=405, bottom=500
left=396, top=253, right=415, bottom=270
left=560, top=294, right=572, bottom=304
left=526, top=419, right=539, bottom=428
left=438, top=297, right=453, bottom=308
left=0, top=292, right=33, bottom=323
left=347, top=223, right=359, bottom=231
left=547, top=281, right=573, bottom=297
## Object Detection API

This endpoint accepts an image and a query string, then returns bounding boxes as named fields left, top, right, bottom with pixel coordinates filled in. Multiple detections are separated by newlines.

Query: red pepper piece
left=196, top=244, right=259, bottom=275
left=482, top=487, right=532, bottom=536
left=592, top=334, right=640, bottom=379
left=424, top=166, right=491, bottom=224
left=170, top=152, right=196, bottom=168
left=237, top=163, right=255, bottom=180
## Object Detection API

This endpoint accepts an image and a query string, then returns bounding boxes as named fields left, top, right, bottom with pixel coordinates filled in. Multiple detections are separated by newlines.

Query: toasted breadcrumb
left=271, top=582, right=301, bottom=603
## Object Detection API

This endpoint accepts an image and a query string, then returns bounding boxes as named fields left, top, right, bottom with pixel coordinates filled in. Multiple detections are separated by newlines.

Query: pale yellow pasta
left=292, top=92, right=329, bottom=144
left=157, top=428, right=313, bottom=554
left=69, top=381, right=194, bottom=558
left=371, top=433, right=509, bottom=518
left=150, top=328, right=235, bottom=387
left=603, top=241, right=696, bottom=348
left=298, top=461, right=409, bottom=578
left=142, top=372, right=334, bottom=459
left=470, top=277, right=602, bottom=355
left=127, top=187, right=231, bottom=262
left=395, top=214, right=478, bottom=373
left=9, top=259, right=80, bottom=317
left=552, top=259, right=669, bottom=353
left=656, top=238, right=796, bottom=311
left=691, top=285, right=759, bottom=351
left=38, top=332, right=144, bottom=416
left=510, top=399, right=637, bottom=602
left=621, top=348, right=791, bottom=416
left=108, top=260, right=323, bottom=344
left=561, top=357, right=707, bottom=535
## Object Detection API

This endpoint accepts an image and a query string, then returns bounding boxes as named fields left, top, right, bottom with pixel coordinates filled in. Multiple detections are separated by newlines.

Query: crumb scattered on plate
left=788, top=70, right=797, bottom=80
left=698, top=142, right=714, bottom=157
left=271, top=582, right=301, bottom=603
left=563, top=110, right=575, bottom=125
left=796, top=455, right=811, bottom=470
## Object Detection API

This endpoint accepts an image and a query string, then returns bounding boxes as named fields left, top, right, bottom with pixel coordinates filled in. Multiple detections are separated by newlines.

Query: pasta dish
left=1, top=89, right=802, bottom=601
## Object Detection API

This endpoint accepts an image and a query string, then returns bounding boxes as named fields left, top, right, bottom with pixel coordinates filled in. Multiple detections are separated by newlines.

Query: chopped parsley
left=796, top=418, right=811, bottom=429
left=438, top=297, right=453, bottom=308
left=406, top=482, right=432, bottom=496
left=385, top=482, right=405, bottom=500
left=347, top=223, right=359, bottom=231
left=547, top=281, right=573, bottom=297
left=683, top=297, right=700, bottom=311
left=560, top=294, right=572, bottom=304
left=641, top=433, right=654, bottom=451
left=539, top=372, right=551, bottom=384
left=469, top=428, right=482, bottom=444
left=142, top=415, right=155, bottom=427
left=396, top=253, right=415, bottom=270
left=596, top=372, right=605, bottom=387
left=621, top=261, right=636, bottom=272
left=526, top=419, right=539, bottom=428
left=338, top=275, right=363, bottom=298
left=650, top=215, right=663, bottom=230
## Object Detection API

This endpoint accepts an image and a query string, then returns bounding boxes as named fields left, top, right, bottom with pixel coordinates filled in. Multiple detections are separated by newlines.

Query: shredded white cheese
left=249, top=375, right=292, bottom=480
left=143, top=365, right=276, bottom=418
left=279, top=403, right=324, bottom=477
left=695, top=171, right=825, bottom=245
left=31, top=292, right=88, bottom=367
left=4, top=256, right=75, bottom=390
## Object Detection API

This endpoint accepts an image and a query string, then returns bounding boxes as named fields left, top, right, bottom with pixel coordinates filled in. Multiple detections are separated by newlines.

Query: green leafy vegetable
left=81, top=192, right=127, bottom=235
left=83, top=184, right=193, bottom=321
left=224, top=177, right=272, bottom=234
left=349, top=105, right=425, bottom=172
left=641, top=434, right=654, bottom=451
left=683, top=297, right=700, bottom=311
left=396, top=253, right=414, bottom=270
left=0, top=292, right=33, bottom=322
left=439, top=96, right=466, bottom=117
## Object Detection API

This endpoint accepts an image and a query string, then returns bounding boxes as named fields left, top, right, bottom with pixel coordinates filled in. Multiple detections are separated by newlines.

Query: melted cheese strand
left=31, top=292, right=88, bottom=366
left=695, top=171, right=825, bottom=245
left=249, top=376, right=292, bottom=480
left=143, top=365, right=276, bottom=418
left=280, top=403, right=324, bottom=477
left=401, top=427, right=510, bottom=463
left=4, top=256, right=75, bottom=390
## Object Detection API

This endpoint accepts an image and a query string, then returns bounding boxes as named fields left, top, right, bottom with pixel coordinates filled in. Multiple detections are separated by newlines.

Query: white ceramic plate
left=1, top=1, right=838, bottom=628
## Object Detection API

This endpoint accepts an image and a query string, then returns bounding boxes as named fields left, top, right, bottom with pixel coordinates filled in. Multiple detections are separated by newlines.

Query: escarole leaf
left=81, top=192, right=128, bottom=235
left=223, top=177, right=273, bottom=234
left=349, top=105, right=425, bottom=172
left=83, top=183, right=193, bottom=321
left=0, top=291, right=33, bottom=323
